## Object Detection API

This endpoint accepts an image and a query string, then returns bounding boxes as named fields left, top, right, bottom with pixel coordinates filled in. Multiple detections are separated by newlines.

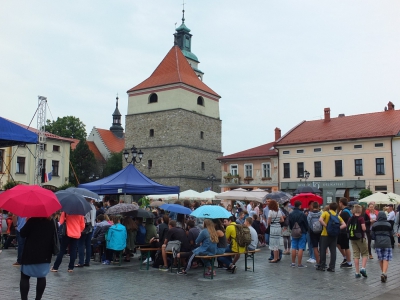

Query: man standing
left=318, top=202, right=346, bottom=272
left=289, top=201, right=309, bottom=268
left=337, top=198, right=352, bottom=268
left=244, top=217, right=258, bottom=251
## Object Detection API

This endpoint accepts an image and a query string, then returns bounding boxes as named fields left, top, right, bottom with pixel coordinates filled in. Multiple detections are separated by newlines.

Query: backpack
left=326, top=211, right=340, bottom=237
left=347, top=216, right=363, bottom=240
left=136, top=225, right=146, bottom=245
left=310, top=213, right=322, bottom=234
left=280, top=208, right=289, bottom=227
left=291, top=222, right=302, bottom=238
left=343, top=208, right=353, bottom=218
left=234, top=224, right=252, bottom=248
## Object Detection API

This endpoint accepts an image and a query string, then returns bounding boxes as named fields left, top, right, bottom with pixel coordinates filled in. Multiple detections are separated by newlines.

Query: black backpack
left=347, top=216, right=363, bottom=240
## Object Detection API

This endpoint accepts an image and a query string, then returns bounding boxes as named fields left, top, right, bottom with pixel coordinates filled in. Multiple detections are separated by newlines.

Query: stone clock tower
left=125, top=15, right=222, bottom=192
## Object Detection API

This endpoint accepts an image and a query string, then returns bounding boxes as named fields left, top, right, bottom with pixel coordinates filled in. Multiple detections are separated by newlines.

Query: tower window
left=197, top=96, right=204, bottom=106
left=148, top=160, right=152, bottom=169
left=149, top=129, right=154, bottom=137
left=201, top=162, right=205, bottom=170
left=149, top=93, right=158, bottom=103
left=200, top=131, right=204, bottom=139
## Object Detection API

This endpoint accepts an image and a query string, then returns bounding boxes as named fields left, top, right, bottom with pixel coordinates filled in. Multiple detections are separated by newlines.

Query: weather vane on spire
left=116, top=93, right=119, bottom=108
left=182, top=0, right=186, bottom=23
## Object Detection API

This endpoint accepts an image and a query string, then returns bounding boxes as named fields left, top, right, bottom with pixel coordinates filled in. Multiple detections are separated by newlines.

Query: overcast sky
left=1, top=1, right=399, bottom=155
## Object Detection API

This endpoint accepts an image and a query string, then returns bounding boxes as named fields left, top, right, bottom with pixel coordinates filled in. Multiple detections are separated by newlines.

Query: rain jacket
left=106, top=223, right=127, bottom=251
left=192, top=228, right=217, bottom=256
left=371, top=211, right=393, bottom=249
left=92, top=220, right=111, bottom=242
left=60, top=213, right=85, bottom=239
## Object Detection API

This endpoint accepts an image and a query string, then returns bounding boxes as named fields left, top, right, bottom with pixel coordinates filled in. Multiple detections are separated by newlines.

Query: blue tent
left=0, top=116, right=38, bottom=147
left=78, top=164, right=180, bottom=195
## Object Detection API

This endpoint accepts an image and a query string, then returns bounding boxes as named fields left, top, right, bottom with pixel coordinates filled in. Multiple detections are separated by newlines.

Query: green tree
left=45, top=116, right=87, bottom=140
left=359, top=189, right=373, bottom=200
left=102, top=152, right=123, bottom=177
left=3, top=180, right=19, bottom=190
left=69, top=140, right=97, bottom=185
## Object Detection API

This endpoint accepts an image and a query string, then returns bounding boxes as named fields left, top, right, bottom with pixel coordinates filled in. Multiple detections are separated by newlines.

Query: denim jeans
left=307, top=232, right=315, bottom=259
left=264, top=233, right=270, bottom=245
left=217, top=245, right=233, bottom=267
left=16, top=230, right=25, bottom=264
left=78, top=232, right=92, bottom=265
left=53, top=235, right=79, bottom=270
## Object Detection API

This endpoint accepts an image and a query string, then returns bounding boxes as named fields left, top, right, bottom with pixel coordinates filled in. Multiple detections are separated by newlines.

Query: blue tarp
left=0, top=116, right=38, bottom=147
left=79, top=164, right=180, bottom=195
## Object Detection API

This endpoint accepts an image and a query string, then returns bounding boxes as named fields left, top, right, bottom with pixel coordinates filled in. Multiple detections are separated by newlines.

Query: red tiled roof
left=218, top=142, right=277, bottom=160
left=87, top=141, right=106, bottom=163
left=127, top=46, right=220, bottom=98
left=96, top=128, right=125, bottom=153
left=70, top=139, right=79, bottom=150
left=276, top=109, right=400, bottom=146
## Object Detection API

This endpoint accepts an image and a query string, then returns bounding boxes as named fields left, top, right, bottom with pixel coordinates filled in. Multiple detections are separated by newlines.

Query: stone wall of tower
left=125, top=109, right=222, bottom=192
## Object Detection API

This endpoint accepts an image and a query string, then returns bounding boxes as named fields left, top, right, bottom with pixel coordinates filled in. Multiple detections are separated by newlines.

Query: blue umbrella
left=191, top=205, right=231, bottom=219
left=66, top=187, right=100, bottom=201
left=159, top=203, right=192, bottom=215
left=55, top=190, right=92, bottom=215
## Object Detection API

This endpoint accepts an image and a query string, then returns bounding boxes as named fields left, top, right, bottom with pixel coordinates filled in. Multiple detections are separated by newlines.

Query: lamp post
left=207, top=174, right=216, bottom=191
left=304, top=170, right=310, bottom=184
left=123, top=145, right=144, bottom=165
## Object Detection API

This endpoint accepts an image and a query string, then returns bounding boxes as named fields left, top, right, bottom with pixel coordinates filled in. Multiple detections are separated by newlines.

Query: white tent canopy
left=216, top=188, right=268, bottom=203
left=359, top=192, right=400, bottom=205
left=199, top=190, right=218, bottom=201
left=147, top=189, right=205, bottom=202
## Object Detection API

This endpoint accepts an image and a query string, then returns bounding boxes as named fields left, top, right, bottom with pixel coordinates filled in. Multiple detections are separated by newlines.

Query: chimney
left=324, top=107, right=331, bottom=122
left=388, top=101, right=395, bottom=111
left=274, top=127, right=281, bottom=141
left=338, top=113, right=345, bottom=117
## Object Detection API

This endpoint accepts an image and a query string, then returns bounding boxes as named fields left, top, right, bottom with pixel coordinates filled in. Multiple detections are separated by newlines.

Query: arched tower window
left=197, top=96, right=204, bottom=106
left=149, top=93, right=158, bottom=103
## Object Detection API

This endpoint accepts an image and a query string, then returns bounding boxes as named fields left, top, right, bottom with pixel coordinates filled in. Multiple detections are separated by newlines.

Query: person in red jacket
left=51, top=212, right=84, bottom=272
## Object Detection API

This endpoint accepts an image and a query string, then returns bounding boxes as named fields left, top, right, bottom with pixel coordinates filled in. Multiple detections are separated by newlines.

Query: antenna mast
left=34, top=96, right=47, bottom=186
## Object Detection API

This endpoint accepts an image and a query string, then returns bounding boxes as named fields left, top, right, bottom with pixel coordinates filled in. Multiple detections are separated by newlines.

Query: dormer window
left=197, top=96, right=204, bottom=106
left=149, top=93, right=158, bottom=103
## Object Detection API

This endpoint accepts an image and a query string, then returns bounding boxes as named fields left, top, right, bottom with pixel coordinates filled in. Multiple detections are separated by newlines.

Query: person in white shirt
left=244, top=217, right=258, bottom=250
left=387, top=205, right=395, bottom=222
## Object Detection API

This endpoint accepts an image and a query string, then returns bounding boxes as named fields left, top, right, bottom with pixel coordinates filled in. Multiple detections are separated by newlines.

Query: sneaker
left=231, top=265, right=237, bottom=274
left=102, top=260, right=110, bottom=265
left=340, top=262, right=352, bottom=269
left=171, top=265, right=178, bottom=270
left=326, top=267, right=335, bottom=272
left=307, top=258, right=316, bottom=264
left=177, top=270, right=187, bottom=275
left=159, top=265, right=169, bottom=271
left=381, top=274, right=387, bottom=282
left=297, top=264, right=307, bottom=269
left=355, top=273, right=361, bottom=278
left=290, top=263, right=296, bottom=268
left=360, top=268, right=367, bottom=278
left=142, top=257, right=152, bottom=264
left=340, top=259, right=347, bottom=265
left=172, top=247, right=179, bottom=259
left=316, top=266, right=325, bottom=271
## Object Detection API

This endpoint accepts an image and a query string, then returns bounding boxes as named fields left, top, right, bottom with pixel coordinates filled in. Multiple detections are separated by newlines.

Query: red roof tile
left=276, top=109, right=400, bottom=146
left=96, top=128, right=125, bottom=153
left=87, top=141, right=106, bottom=163
left=127, top=46, right=220, bottom=98
left=218, top=142, right=277, bottom=160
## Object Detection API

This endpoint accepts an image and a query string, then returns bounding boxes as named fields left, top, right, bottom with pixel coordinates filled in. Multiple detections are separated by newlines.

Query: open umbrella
left=106, top=203, right=139, bottom=215
left=124, top=208, right=154, bottom=218
left=55, top=190, right=92, bottom=215
left=263, top=191, right=292, bottom=204
left=359, top=192, right=400, bottom=205
left=294, top=186, right=322, bottom=194
left=159, top=203, right=192, bottom=215
left=149, top=200, right=163, bottom=207
left=191, top=205, right=231, bottom=219
left=0, top=185, right=61, bottom=217
left=66, top=187, right=100, bottom=201
left=290, top=193, right=323, bottom=207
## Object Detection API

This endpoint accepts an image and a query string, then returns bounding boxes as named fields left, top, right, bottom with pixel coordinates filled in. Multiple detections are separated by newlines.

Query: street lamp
left=207, top=174, right=216, bottom=191
left=123, top=145, right=144, bottom=165
left=304, top=170, right=310, bottom=183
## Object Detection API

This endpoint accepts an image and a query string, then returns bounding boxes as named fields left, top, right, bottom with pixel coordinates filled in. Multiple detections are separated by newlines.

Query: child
left=371, top=211, right=394, bottom=282
left=348, top=205, right=368, bottom=278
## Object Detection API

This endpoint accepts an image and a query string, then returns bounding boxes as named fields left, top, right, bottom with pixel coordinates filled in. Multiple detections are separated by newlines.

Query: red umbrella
left=0, top=185, right=61, bottom=217
left=290, top=193, right=323, bottom=207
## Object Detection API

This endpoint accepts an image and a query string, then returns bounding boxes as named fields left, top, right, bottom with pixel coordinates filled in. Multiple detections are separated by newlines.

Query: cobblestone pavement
left=0, top=246, right=399, bottom=300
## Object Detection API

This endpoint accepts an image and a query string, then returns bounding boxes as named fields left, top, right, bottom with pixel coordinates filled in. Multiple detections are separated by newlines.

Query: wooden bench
left=137, top=247, right=160, bottom=270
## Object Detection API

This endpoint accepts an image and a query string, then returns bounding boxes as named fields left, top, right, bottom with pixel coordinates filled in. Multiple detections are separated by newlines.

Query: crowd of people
left=1, top=196, right=400, bottom=299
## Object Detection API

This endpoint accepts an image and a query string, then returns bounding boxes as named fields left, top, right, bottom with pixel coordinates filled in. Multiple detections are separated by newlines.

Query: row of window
left=149, top=129, right=205, bottom=139
left=229, top=163, right=271, bottom=178
left=283, top=158, right=385, bottom=178
left=282, top=143, right=384, bottom=154
left=36, top=144, right=60, bottom=152
left=16, top=157, right=59, bottom=176
left=148, top=93, right=205, bottom=106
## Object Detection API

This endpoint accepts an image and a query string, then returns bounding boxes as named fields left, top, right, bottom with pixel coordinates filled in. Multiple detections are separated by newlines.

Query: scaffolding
left=34, top=96, right=47, bottom=186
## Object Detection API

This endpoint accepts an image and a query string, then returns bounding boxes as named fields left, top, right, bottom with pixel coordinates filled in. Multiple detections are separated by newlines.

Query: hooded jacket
left=92, top=220, right=111, bottom=242
left=371, top=211, right=393, bottom=249
left=106, top=223, right=127, bottom=251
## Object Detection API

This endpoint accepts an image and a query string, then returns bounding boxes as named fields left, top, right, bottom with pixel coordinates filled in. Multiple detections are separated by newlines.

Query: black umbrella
left=124, top=208, right=154, bottom=218
left=66, top=187, right=100, bottom=201
left=55, top=190, right=92, bottom=215
left=294, top=186, right=322, bottom=194
left=263, top=191, right=292, bottom=204
left=106, top=203, right=139, bottom=215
